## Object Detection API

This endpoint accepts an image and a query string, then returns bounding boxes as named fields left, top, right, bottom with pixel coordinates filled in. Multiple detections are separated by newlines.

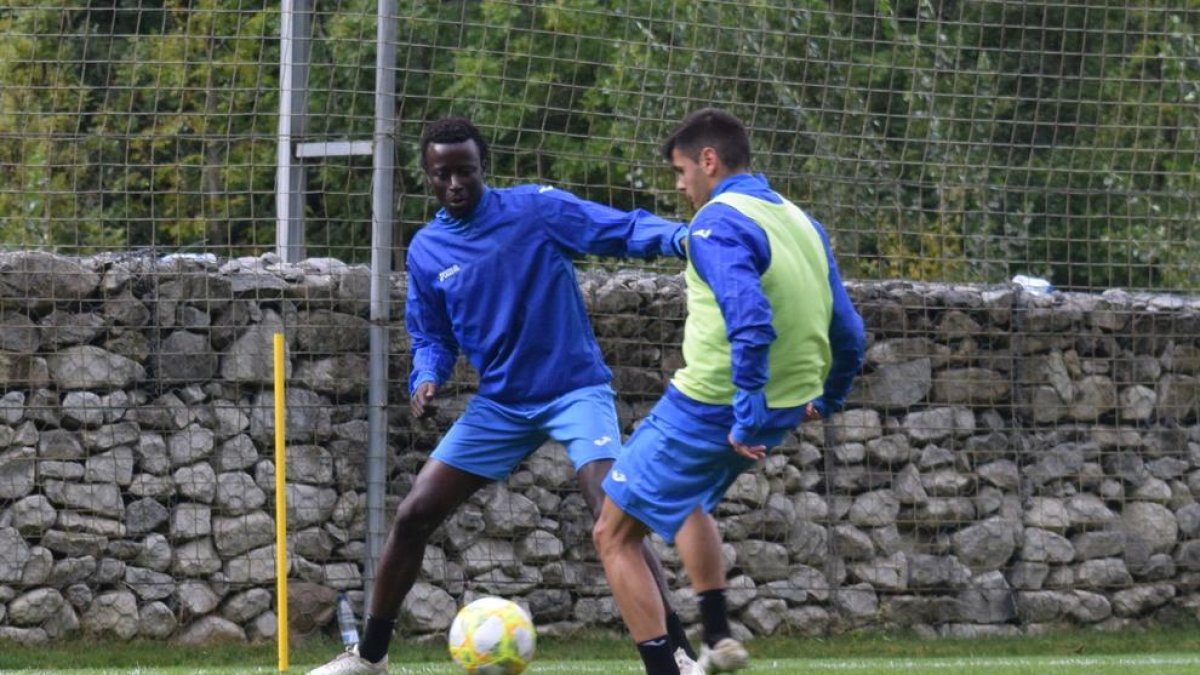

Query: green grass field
left=3, top=654, right=1200, bottom=675
left=2, top=625, right=1198, bottom=674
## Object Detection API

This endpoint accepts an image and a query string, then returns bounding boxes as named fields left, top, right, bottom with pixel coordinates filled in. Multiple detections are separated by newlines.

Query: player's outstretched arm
left=534, top=186, right=687, bottom=259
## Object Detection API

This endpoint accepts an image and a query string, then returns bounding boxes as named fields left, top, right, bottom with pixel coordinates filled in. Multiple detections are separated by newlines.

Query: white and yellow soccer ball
left=447, top=596, right=537, bottom=674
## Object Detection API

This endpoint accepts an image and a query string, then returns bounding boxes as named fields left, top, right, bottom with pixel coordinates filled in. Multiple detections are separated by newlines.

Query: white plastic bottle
left=1012, top=274, right=1055, bottom=295
left=336, top=592, right=360, bottom=646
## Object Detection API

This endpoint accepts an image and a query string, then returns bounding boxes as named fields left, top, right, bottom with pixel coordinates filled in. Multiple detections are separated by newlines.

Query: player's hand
left=728, top=433, right=767, bottom=461
left=410, top=381, right=439, bottom=419
left=802, top=401, right=821, bottom=422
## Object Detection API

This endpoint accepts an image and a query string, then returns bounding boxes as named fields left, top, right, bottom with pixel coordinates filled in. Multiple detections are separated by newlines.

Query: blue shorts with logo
left=603, top=396, right=788, bottom=543
left=431, top=383, right=621, bottom=480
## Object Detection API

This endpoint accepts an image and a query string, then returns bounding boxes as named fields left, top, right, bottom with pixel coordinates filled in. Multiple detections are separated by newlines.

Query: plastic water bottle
left=1012, top=274, right=1055, bottom=295
left=336, top=592, right=359, bottom=646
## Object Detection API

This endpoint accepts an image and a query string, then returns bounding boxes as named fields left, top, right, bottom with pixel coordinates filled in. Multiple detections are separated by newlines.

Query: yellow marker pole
left=274, top=332, right=289, bottom=672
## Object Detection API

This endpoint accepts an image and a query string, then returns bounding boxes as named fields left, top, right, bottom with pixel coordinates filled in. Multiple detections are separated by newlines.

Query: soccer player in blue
left=310, top=117, right=699, bottom=675
left=593, top=108, right=867, bottom=675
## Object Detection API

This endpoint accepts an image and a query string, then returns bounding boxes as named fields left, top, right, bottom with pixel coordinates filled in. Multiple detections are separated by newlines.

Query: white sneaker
left=697, top=638, right=749, bottom=673
left=676, top=647, right=706, bottom=675
left=307, top=645, right=388, bottom=675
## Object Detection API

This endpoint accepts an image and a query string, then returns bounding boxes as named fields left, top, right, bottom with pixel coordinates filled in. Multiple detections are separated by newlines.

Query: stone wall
left=1, top=250, right=1199, bottom=645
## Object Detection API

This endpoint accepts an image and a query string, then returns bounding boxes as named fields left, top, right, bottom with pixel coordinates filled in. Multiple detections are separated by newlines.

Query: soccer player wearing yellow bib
left=595, top=109, right=866, bottom=675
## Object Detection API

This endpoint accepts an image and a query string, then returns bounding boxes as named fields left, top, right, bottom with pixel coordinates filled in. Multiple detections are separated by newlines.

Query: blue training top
left=406, top=185, right=686, bottom=403
left=663, top=173, right=866, bottom=430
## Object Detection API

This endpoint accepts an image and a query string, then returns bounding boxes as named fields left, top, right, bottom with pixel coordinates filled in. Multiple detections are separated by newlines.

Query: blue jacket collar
left=710, top=173, right=770, bottom=199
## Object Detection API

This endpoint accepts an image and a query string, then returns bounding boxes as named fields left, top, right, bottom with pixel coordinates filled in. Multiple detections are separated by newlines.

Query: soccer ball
left=447, top=596, right=537, bottom=674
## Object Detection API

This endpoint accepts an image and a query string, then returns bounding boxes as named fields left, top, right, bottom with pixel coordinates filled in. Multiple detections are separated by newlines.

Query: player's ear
left=700, top=146, right=720, bottom=176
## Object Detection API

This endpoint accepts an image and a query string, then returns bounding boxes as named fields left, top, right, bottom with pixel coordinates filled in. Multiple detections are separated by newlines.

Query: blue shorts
left=603, top=397, right=787, bottom=543
left=431, top=383, right=620, bottom=480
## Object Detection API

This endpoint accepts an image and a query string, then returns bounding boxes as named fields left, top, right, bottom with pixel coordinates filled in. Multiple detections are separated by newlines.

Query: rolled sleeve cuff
left=408, top=371, right=438, bottom=395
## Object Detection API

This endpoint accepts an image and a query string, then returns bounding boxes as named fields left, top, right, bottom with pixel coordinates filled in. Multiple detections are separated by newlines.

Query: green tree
left=1, top=0, right=1196, bottom=289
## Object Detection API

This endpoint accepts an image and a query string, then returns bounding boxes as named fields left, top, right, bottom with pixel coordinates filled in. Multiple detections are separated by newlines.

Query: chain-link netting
left=1, top=0, right=1199, bottom=649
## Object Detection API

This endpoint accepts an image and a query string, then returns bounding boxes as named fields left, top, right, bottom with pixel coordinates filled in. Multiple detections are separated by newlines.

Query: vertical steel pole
left=276, top=0, right=311, bottom=262
left=364, top=0, right=397, bottom=610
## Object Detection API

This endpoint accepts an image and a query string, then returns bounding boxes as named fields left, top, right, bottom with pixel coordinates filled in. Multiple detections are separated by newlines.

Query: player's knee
left=592, top=512, right=632, bottom=560
left=391, top=499, right=442, bottom=542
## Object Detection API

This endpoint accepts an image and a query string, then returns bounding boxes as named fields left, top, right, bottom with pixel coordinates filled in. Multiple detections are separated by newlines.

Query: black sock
left=698, top=589, right=731, bottom=648
left=636, top=634, right=679, bottom=675
left=665, top=610, right=696, bottom=659
left=357, top=615, right=396, bottom=664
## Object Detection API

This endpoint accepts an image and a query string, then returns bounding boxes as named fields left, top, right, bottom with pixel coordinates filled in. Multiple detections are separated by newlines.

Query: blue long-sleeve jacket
left=665, top=173, right=866, bottom=428
left=406, top=185, right=686, bottom=403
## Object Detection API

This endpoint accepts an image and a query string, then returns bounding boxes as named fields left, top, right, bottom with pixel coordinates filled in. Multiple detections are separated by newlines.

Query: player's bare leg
left=578, top=460, right=698, bottom=661
left=593, top=496, right=683, bottom=675
left=675, top=509, right=724, bottom=595
left=308, top=459, right=489, bottom=675
left=676, top=509, right=748, bottom=673
left=367, top=459, right=489, bottom=618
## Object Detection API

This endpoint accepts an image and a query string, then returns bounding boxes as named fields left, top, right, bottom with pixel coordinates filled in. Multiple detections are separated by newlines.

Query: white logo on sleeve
left=538, top=186, right=555, bottom=193
left=692, top=228, right=713, bottom=239
left=437, top=264, right=461, bottom=282
left=593, top=435, right=612, bottom=446
left=610, top=469, right=627, bottom=483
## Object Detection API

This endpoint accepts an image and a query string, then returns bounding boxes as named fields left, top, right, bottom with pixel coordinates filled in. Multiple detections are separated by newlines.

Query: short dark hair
left=661, top=108, right=751, bottom=170
left=419, top=117, right=490, bottom=171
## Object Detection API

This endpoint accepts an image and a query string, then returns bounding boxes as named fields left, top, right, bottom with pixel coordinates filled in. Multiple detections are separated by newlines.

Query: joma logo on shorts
left=593, top=435, right=612, bottom=446
left=438, top=264, right=461, bottom=282
left=692, top=228, right=713, bottom=239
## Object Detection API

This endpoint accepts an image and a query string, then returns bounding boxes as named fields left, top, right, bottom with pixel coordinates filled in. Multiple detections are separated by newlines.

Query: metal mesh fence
left=2, top=1, right=1196, bottom=286
left=1, top=0, right=1199, bottom=649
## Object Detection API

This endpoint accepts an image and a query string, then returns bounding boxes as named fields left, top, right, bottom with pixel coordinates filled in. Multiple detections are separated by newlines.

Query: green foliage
left=0, top=0, right=279, bottom=254
left=0, top=1, right=1196, bottom=288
